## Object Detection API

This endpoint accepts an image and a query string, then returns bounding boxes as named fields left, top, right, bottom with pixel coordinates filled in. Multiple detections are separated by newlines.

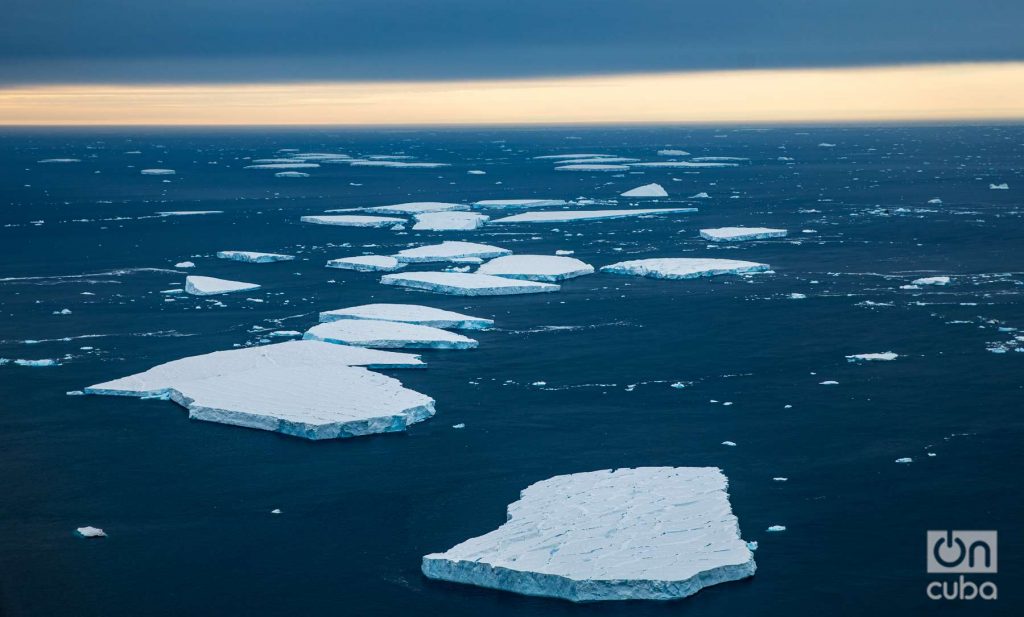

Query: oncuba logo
left=926, top=530, right=997, bottom=601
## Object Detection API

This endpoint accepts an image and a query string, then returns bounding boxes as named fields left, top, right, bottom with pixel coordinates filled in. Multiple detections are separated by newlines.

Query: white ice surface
left=304, top=319, right=478, bottom=349
left=413, top=212, right=490, bottom=231
left=359, top=202, right=469, bottom=215
left=184, top=276, right=261, bottom=295
left=326, top=255, right=405, bottom=272
left=555, top=164, right=631, bottom=171
left=699, top=227, right=788, bottom=242
left=141, top=169, right=176, bottom=175
left=394, top=241, right=512, bottom=263
left=216, top=251, right=295, bottom=263
left=621, top=183, right=668, bottom=197
left=301, top=215, right=405, bottom=228
left=601, top=258, right=770, bottom=279
left=381, top=272, right=560, bottom=296
left=491, top=209, right=695, bottom=223
left=912, top=276, right=951, bottom=286
left=477, top=255, right=594, bottom=282
left=319, top=303, right=493, bottom=330
left=472, top=199, right=568, bottom=209
left=846, top=352, right=899, bottom=362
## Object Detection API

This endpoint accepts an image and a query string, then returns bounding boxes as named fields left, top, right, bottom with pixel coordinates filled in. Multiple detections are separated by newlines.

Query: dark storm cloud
left=1, top=0, right=1022, bottom=84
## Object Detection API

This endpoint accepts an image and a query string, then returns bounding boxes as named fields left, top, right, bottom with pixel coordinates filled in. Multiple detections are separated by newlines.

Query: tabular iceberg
left=422, top=467, right=756, bottom=602
left=381, top=272, right=560, bottom=296
left=699, top=227, right=788, bottom=242
left=319, top=303, right=493, bottom=330
left=359, top=202, right=470, bottom=214
left=184, top=276, right=261, bottom=295
left=301, top=215, right=406, bottom=228
left=394, top=241, right=512, bottom=263
left=413, top=212, right=490, bottom=231
left=326, top=255, right=405, bottom=272
left=216, top=251, right=295, bottom=263
left=304, top=319, right=478, bottom=349
left=601, top=258, right=771, bottom=279
left=476, top=255, right=594, bottom=282
left=621, top=183, right=668, bottom=198
left=491, top=209, right=696, bottom=224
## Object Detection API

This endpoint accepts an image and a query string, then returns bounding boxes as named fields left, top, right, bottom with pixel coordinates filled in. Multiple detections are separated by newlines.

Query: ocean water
left=0, top=126, right=1021, bottom=615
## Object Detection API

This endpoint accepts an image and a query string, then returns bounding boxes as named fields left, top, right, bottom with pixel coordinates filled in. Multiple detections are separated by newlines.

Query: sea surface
left=0, top=126, right=1021, bottom=615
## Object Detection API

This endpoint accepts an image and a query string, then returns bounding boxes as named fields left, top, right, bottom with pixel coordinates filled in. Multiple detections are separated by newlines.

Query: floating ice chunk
left=394, top=241, right=511, bottom=263
left=76, top=526, right=106, bottom=538
left=555, top=250, right=574, bottom=256
left=157, top=210, right=222, bottom=216
left=846, top=352, right=899, bottom=362
left=304, top=319, right=477, bottom=349
left=422, top=467, right=756, bottom=602
left=216, top=251, right=295, bottom=263
left=630, top=162, right=738, bottom=168
left=657, top=149, right=690, bottom=156
left=621, top=183, right=668, bottom=198
left=722, top=441, right=737, bottom=447
left=990, top=183, right=1009, bottom=190
left=452, top=422, right=466, bottom=428
left=38, top=158, right=81, bottom=163
left=601, top=258, right=770, bottom=280
left=359, top=202, right=469, bottom=215
left=275, top=171, right=309, bottom=178
left=350, top=161, right=448, bottom=168
left=554, top=157, right=640, bottom=165
left=928, top=198, right=943, bottom=204
left=912, top=276, right=950, bottom=286
left=245, top=163, right=320, bottom=170
left=773, top=477, right=788, bottom=482
left=381, top=272, right=559, bottom=296
left=555, top=164, right=630, bottom=171
left=413, top=212, right=490, bottom=231
left=766, top=525, right=787, bottom=532
left=320, top=303, right=493, bottom=330
left=818, top=143, right=836, bottom=148
left=492, top=208, right=695, bottom=224
left=14, top=359, right=59, bottom=367
left=301, top=215, right=405, bottom=228
left=184, top=276, right=260, bottom=296
left=895, top=457, right=913, bottom=464
left=533, top=153, right=616, bottom=159
left=326, top=255, right=405, bottom=272
left=85, top=340, right=422, bottom=398
left=692, top=156, right=749, bottom=162
left=789, top=293, right=806, bottom=299
left=472, top=199, right=568, bottom=209
left=689, top=192, right=711, bottom=199
left=477, top=255, right=594, bottom=282
left=700, top=227, right=788, bottom=242
left=819, top=380, right=839, bottom=385
left=467, top=170, right=486, bottom=175
left=269, top=330, right=302, bottom=337
left=175, top=261, right=195, bottom=269
left=141, top=168, right=176, bottom=175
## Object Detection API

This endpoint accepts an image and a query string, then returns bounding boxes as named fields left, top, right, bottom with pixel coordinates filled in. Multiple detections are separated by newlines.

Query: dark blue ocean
left=1, top=126, right=1021, bottom=615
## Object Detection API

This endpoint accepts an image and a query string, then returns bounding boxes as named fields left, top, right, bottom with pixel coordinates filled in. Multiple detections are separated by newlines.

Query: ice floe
left=846, top=352, right=899, bottom=362
left=601, top=258, right=770, bottom=280
left=394, top=241, right=512, bottom=263
left=301, top=215, right=405, bottom=228
left=38, top=158, right=81, bottom=163
left=990, top=183, right=1009, bottom=190
left=184, top=276, right=261, bottom=296
left=76, top=526, right=106, bottom=538
left=477, top=255, right=594, bottom=282
left=360, top=202, right=469, bottom=215
left=472, top=199, right=568, bottom=209
left=326, top=255, right=405, bottom=272
left=657, top=150, right=690, bottom=156
left=912, top=276, right=951, bottom=286
left=621, top=183, right=668, bottom=198
left=413, top=212, right=490, bottom=231
left=491, top=208, right=695, bottom=224
left=700, top=227, right=788, bottom=242
left=275, top=171, right=309, bottom=178
left=350, top=161, right=448, bottom=168
left=304, top=319, right=478, bottom=349
left=630, top=162, right=738, bottom=169
left=421, top=467, right=755, bottom=602
left=320, top=303, right=492, bottom=330
left=555, top=164, right=631, bottom=172
left=381, top=272, right=560, bottom=296
left=141, top=169, right=176, bottom=175
left=216, top=251, right=295, bottom=263
left=245, top=163, right=320, bottom=170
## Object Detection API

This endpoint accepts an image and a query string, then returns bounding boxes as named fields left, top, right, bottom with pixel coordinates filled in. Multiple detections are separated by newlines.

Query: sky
left=1, top=0, right=1022, bottom=125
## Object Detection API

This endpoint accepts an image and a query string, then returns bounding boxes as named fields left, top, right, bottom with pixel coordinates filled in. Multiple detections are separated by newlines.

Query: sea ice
left=990, top=183, right=1009, bottom=190
left=381, top=272, right=559, bottom=296
left=301, top=215, right=406, bottom=228
left=76, top=526, right=106, bottom=538
left=326, top=255, right=405, bottom=272
left=912, top=276, right=951, bottom=286
left=477, top=255, right=594, bottom=282
left=349, top=161, right=448, bottom=168
left=319, top=303, right=493, bottom=330
left=846, top=352, right=899, bottom=362
left=304, top=319, right=478, bottom=349
left=657, top=150, right=690, bottom=156
left=421, top=467, right=755, bottom=602
left=141, top=169, right=176, bottom=175
left=700, top=227, right=788, bottom=242
left=394, top=241, right=511, bottom=263
left=244, top=163, right=320, bottom=169
left=491, top=208, right=695, bottom=224
left=216, top=251, right=295, bottom=263
left=413, top=212, right=490, bottom=231
left=38, top=158, right=81, bottom=163
left=175, top=261, right=195, bottom=268
left=359, top=202, right=469, bottom=215
left=630, top=162, right=738, bottom=168
left=472, top=199, right=568, bottom=209
left=601, top=258, right=770, bottom=280
left=555, top=164, right=631, bottom=172
left=621, top=183, right=668, bottom=198
left=275, top=171, right=309, bottom=178
left=184, top=276, right=261, bottom=296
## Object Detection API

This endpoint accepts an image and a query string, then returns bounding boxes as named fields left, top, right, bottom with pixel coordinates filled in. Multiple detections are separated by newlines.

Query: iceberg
left=319, top=303, right=493, bottom=330
left=657, top=150, right=690, bottom=156
left=349, top=161, right=449, bottom=168
left=301, top=215, right=405, bottom=228
left=621, top=183, right=668, bottom=198
left=472, top=199, right=568, bottom=209
left=175, top=261, right=195, bottom=268
left=691, top=157, right=749, bottom=162
left=533, top=153, right=616, bottom=159
left=326, top=255, right=405, bottom=272
left=275, top=171, right=309, bottom=178
left=491, top=208, right=696, bottom=224
left=141, top=168, right=176, bottom=175
left=304, top=319, right=478, bottom=349
left=184, top=276, right=260, bottom=295
left=394, top=241, right=511, bottom=263
left=84, top=340, right=423, bottom=397
left=76, top=526, right=106, bottom=538
left=381, top=272, right=559, bottom=296
left=38, top=158, right=81, bottom=163
left=630, top=162, right=738, bottom=169
left=601, top=258, right=770, bottom=280
left=244, top=163, right=320, bottom=169
left=422, top=467, right=755, bottom=602
left=912, top=276, right=951, bottom=286
left=157, top=210, right=222, bottom=216
left=990, top=183, right=1009, bottom=190
left=413, top=212, right=490, bottom=231
left=555, top=164, right=631, bottom=172
left=359, top=202, right=470, bottom=215
left=477, top=255, right=594, bottom=282
left=553, top=157, right=640, bottom=165
left=699, top=227, right=788, bottom=242
left=216, top=251, right=295, bottom=263
left=846, top=352, right=899, bottom=362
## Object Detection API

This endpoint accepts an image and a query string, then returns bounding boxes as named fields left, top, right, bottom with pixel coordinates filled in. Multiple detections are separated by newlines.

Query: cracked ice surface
left=422, top=467, right=755, bottom=602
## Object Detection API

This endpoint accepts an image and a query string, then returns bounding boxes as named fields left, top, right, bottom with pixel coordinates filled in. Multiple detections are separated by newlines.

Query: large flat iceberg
left=304, top=319, right=478, bottom=349
left=699, top=227, right=788, bottom=242
left=319, top=304, right=493, bottom=330
left=477, top=255, right=594, bottom=282
left=216, top=251, right=295, bottom=263
left=413, top=212, right=490, bottom=231
left=326, top=255, right=405, bottom=272
left=394, top=241, right=511, bottom=263
left=184, top=276, right=261, bottom=295
left=492, top=208, right=695, bottom=224
left=602, top=258, right=770, bottom=279
left=422, top=467, right=755, bottom=602
left=301, top=215, right=405, bottom=228
left=381, top=272, right=560, bottom=296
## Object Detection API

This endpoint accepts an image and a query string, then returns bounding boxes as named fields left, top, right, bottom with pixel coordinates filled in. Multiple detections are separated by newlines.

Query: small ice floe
left=895, top=457, right=913, bottom=464
left=413, top=212, right=489, bottom=231
left=381, top=272, right=560, bottom=296
left=766, top=525, right=786, bottom=532
left=244, top=163, right=319, bottom=170
left=928, top=198, right=943, bottom=204
left=553, top=157, right=640, bottom=165
left=271, top=509, right=282, bottom=514
left=140, top=168, right=176, bottom=175
left=620, top=183, right=668, bottom=197
left=689, top=192, right=711, bottom=199
left=700, top=227, right=788, bottom=242
left=467, top=170, right=486, bottom=175
left=789, top=293, right=807, bottom=299
left=184, top=276, right=261, bottom=296
left=157, top=210, right=222, bottom=216
left=300, top=215, right=405, bottom=228
left=471, top=199, right=568, bottom=209
left=657, top=149, right=690, bottom=156
left=54, top=308, right=72, bottom=315
left=773, top=477, right=788, bottom=482
left=631, top=161, right=738, bottom=168
left=38, top=158, right=81, bottom=163
left=216, top=251, right=295, bottom=263
left=670, top=382, right=687, bottom=389
left=304, top=319, right=478, bottom=349
left=319, top=303, right=493, bottom=330
left=274, top=171, right=309, bottom=178
left=533, top=153, right=616, bottom=159
left=819, top=380, right=839, bottom=385
left=350, top=161, right=448, bottom=168
left=491, top=208, right=695, bottom=224
left=421, top=467, right=755, bottom=602
left=912, top=276, right=951, bottom=286
left=818, top=142, right=836, bottom=148
left=476, top=255, right=594, bottom=282
left=66, top=390, right=85, bottom=396
left=747, top=541, right=759, bottom=551
left=846, top=352, right=899, bottom=362
left=175, top=261, right=195, bottom=269
left=452, top=423, right=466, bottom=429
left=269, top=330, right=302, bottom=338
left=326, top=255, right=405, bottom=272
left=601, top=258, right=770, bottom=280
left=76, top=526, right=106, bottom=538
left=359, top=202, right=469, bottom=215
left=15, top=359, right=59, bottom=367
left=721, top=441, right=737, bottom=447
left=691, top=157, right=749, bottom=162
left=554, top=250, right=574, bottom=256
left=394, top=241, right=511, bottom=264
left=555, top=164, right=630, bottom=172
left=989, top=183, right=1009, bottom=190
